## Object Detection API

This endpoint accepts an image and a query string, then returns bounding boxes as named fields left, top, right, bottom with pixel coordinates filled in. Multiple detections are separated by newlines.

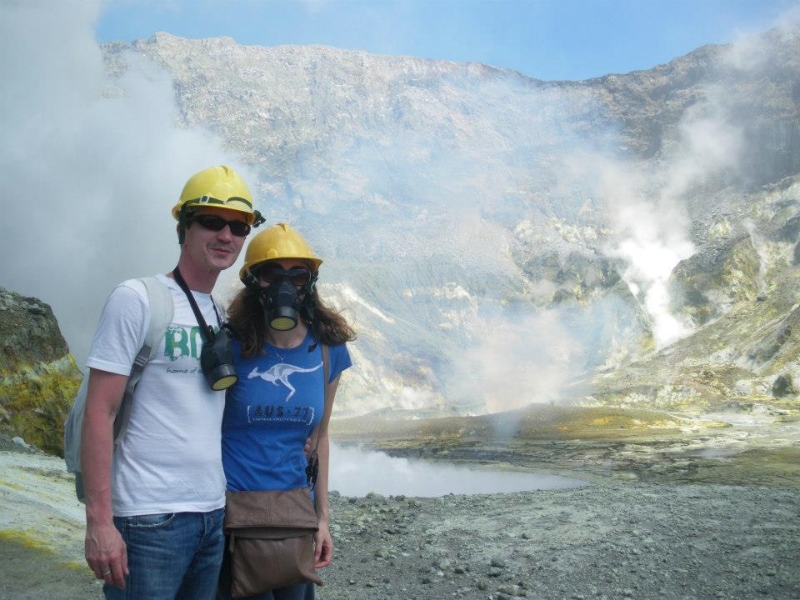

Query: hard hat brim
left=172, top=202, right=258, bottom=225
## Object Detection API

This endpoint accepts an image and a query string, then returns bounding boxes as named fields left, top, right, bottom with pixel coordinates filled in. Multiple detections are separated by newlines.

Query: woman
left=220, top=222, right=356, bottom=600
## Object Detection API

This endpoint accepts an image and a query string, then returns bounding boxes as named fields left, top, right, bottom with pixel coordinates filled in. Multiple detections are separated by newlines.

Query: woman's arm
left=313, top=374, right=340, bottom=568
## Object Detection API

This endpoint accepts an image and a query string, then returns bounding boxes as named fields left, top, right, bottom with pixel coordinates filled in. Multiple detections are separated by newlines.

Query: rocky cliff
left=95, top=26, right=800, bottom=417
left=0, top=287, right=82, bottom=455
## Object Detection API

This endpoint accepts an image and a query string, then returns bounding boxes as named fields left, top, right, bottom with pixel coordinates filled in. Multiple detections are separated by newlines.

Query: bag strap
left=306, top=344, right=330, bottom=489
left=140, top=277, right=174, bottom=362
left=113, top=276, right=174, bottom=440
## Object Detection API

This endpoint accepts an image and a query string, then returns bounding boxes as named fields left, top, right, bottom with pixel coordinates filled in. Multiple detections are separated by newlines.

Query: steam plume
left=0, top=0, right=254, bottom=367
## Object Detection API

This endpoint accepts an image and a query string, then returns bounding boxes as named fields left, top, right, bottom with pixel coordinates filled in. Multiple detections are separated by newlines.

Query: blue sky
left=95, top=0, right=799, bottom=81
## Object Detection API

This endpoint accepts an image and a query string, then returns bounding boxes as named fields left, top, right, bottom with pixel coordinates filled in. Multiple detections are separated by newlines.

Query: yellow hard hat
left=240, top=222, right=323, bottom=283
left=172, top=165, right=261, bottom=225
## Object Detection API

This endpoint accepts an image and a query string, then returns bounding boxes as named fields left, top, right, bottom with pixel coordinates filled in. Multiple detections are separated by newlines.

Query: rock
left=11, top=436, right=31, bottom=450
left=772, top=374, right=796, bottom=397
left=0, top=287, right=82, bottom=456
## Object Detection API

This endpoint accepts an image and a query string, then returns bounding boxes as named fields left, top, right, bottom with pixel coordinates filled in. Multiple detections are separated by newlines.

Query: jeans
left=217, top=583, right=315, bottom=600
left=104, top=509, right=225, bottom=600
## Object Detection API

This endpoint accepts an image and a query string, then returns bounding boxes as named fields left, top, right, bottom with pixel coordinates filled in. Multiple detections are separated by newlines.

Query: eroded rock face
left=1, top=289, right=69, bottom=366
left=669, top=235, right=762, bottom=327
left=0, top=287, right=81, bottom=455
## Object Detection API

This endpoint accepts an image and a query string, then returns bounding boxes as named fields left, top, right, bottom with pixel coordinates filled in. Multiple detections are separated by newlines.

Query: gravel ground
left=1, top=432, right=799, bottom=600
left=318, top=485, right=800, bottom=600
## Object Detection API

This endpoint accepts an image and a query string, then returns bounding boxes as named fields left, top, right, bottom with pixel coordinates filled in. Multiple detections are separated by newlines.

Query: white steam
left=565, top=82, right=746, bottom=349
left=447, top=309, right=584, bottom=413
left=329, top=443, right=584, bottom=497
left=0, top=0, right=256, bottom=367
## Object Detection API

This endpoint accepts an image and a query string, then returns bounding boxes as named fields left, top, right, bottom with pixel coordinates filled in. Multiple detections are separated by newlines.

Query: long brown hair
left=227, top=284, right=357, bottom=359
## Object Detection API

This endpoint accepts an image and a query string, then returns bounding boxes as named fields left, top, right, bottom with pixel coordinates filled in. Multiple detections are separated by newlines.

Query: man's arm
left=81, top=368, right=129, bottom=589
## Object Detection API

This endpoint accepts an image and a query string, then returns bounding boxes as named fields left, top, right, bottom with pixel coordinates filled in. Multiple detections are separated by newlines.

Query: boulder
left=0, top=287, right=82, bottom=455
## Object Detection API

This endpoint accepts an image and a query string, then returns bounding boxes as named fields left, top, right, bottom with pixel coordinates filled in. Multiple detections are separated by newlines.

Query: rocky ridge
left=0, top=287, right=81, bottom=456
left=94, top=25, right=800, bottom=418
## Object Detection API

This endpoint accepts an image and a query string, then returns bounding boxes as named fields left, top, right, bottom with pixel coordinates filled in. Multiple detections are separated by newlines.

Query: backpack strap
left=113, top=277, right=174, bottom=440
left=140, top=277, right=174, bottom=358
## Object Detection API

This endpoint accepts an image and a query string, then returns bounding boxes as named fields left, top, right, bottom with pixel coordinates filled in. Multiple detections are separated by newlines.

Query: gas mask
left=260, top=277, right=305, bottom=331
left=200, top=326, right=238, bottom=390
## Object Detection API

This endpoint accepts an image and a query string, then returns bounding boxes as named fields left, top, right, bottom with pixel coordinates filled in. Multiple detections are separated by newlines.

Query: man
left=81, top=165, right=263, bottom=599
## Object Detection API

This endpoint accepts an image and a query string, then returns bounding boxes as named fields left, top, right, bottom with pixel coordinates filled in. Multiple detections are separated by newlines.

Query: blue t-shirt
left=222, top=334, right=352, bottom=492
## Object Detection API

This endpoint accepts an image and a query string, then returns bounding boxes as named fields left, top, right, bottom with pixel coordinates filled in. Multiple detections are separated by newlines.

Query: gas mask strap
left=172, top=267, right=215, bottom=341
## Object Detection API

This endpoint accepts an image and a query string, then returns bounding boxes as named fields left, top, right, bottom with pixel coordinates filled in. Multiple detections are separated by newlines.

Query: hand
left=85, top=521, right=128, bottom=589
left=303, top=436, right=313, bottom=459
left=314, top=522, right=333, bottom=569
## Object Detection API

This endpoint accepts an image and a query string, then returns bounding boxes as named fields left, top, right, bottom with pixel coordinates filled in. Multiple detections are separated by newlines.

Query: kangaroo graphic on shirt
left=247, top=362, right=322, bottom=401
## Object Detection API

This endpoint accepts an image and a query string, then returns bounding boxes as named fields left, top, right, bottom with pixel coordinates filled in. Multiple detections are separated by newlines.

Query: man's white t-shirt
left=86, top=273, right=226, bottom=516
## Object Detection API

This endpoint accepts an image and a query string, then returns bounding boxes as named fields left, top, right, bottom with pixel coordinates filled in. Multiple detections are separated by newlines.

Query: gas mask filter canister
left=200, top=326, right=239, bottom=390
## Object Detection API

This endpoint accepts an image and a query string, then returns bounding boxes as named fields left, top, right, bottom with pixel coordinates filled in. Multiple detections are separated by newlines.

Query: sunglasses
left=256, top=264, right=313, bottom=286
left=188, top=214, right=251, bottom=237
